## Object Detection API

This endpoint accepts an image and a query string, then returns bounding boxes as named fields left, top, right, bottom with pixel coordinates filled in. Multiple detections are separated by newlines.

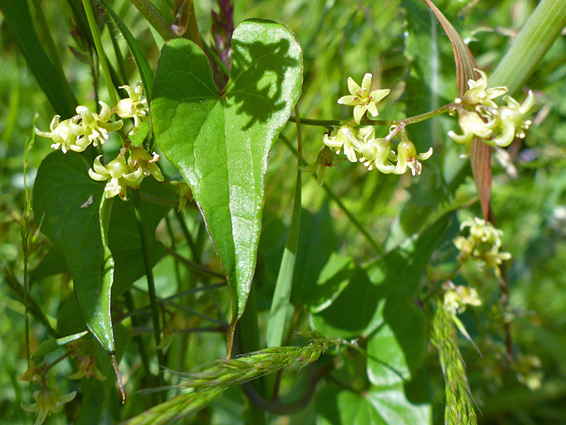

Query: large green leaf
left=316, top=386, right=430, bottom=425
left=312, top=216, right=452, bottom=341
left=33, top=152, right=173, bottom=351
left=33, top=151, right=114, bottom=352
left=152, top=19, right=303, bottom=353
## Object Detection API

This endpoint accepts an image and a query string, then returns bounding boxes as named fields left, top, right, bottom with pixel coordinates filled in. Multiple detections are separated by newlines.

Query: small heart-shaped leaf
left=152, top=19, right=303, bottom=354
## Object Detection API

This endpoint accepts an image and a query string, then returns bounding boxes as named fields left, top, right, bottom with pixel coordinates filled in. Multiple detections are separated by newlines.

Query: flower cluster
left=89, top=145, right=164, bottom=201
left=448, top=69, right=534, bottom=153
left=35, top=83, right=148, bottom=153
left=322, top=124, right=432, bottom=176
left=454, top=217, right=511, bottom=271
left=442, top=281, right=481, bottom=315
left=36, top=83, right=163, bottom=201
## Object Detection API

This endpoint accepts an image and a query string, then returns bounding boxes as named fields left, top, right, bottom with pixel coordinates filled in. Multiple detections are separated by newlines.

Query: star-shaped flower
left=75, top=101, right=123, bottom=148
left=128, top=146, right=164, bottom=182
left=447, top=110, right=495, bottom=154
left=21, top=382, right=76, bottom=425
left=338, top=73, right=390, bottom=124
left=394, top=139, right=433, bottom=176
left=34, top=115, right=84, bottom=153
left=88, top=154, right=144, bottom=200
left=461, top=69, right=508, bottom=108
left=487, top=90, right=534, bottom=148
left=323, top=125, right=363, bottom=163
left=114, top=83, right=148, bottom=135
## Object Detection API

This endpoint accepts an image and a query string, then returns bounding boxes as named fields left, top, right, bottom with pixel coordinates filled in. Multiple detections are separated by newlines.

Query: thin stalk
left=173, top=209, right=200, bottom=262
left=280, top=134, right=383, bottom=254
left=265, top=105, right=303, bottom=348
left=130, top=0, right=176, bottom=41
left=185, top=0, right=202, bottom=48
left=82, top=0, right=117, bottom=105
left=3, top=268, right=59, bottom=338
left=201, top=41, right=230, bottom=79
left=165, top=215, right=183, bottom=290
left=103, top=12, right=128, bottom=85
left=133, top=191, right=165, bottom=368
left=165, top=246, right=225, bottom=280
left=290, top=103, right=455, bottom=129
left=124, top=291, right=154, bottom=382
left=22, top=129, right=35, bottom=364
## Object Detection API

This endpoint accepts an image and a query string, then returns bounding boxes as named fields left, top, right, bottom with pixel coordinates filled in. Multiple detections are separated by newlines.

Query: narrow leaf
left=32, top=330, right=89, bottom=358
left=99, top=0, right=154, bottom=104
left=423, top=0, right=491, bottom=220
left=0, top=0, right=76, bottom=117
left=153, top=20, right=303, bottom=355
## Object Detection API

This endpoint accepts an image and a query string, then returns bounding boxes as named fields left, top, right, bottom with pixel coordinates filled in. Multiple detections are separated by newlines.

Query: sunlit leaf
left=152, top=19, right=303, bottom=354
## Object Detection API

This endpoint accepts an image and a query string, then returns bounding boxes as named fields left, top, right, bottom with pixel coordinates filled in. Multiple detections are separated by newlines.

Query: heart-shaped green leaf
left=152, top=19, right=303, bottom=354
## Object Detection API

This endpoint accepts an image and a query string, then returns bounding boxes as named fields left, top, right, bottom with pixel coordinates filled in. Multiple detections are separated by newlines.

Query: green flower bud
left=394, top=137, right=433, bottom=176
left=300, top=146, right=335, bottom=185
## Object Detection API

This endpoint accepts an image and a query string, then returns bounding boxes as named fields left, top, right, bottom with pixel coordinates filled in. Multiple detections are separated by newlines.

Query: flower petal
left=337, top=95, right=358, bottom=106
left=361, top=73, right=372, bottom=93
left=347, top=77, right=361, bottom=96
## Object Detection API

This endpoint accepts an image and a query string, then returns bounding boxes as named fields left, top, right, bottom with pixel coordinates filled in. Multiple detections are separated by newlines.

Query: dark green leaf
left=152, top=19, right=303, bottom=352
left=0, top=0, right=76, bottom=117
left=316, top=386, right=430, bottom=425
left=33, top=151, right=115, bottom=352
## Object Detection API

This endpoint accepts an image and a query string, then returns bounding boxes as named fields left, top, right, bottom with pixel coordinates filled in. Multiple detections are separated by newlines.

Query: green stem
left=174, top=209, right=199, bottom=262
left=280, top=134, right=383, bottom=254
left=130, top=0, right=176, bottom=41
left=132, top=191, right=165, bottom=368
left=82, top=0, right=117, bottom=105
left=164, top=246, right=225, bottom=280
left=265, top=106, right=303, bottom=348
left=103, top=12, right=128, bottom=86
left=165, top=215, right=183, bottom=290
left=124, top=291, right=160, bottom=404
left=201, top=41, right=230, bottom=78
left=2, top=269, right=59, bottom=338
left=289, top=102, right=455, bottom=129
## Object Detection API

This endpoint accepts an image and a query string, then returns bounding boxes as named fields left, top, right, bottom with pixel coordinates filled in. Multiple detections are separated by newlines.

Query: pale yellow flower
left=75, top=101, right=123, bottom=147
left=128, top=146, right=164, bottom=182
left=114, top=83, right=148, bottom=135
left=21, top=382, right=76, bottom=425
left=34, top=115, right=84, bottom=153
left=88, top=154, right=144, bottom=200
left=338, top=73, right=390, bottom=124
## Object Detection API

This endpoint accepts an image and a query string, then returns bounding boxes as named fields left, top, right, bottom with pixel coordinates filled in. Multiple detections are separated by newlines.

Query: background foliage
left=1, top=0, right=566, bottom=424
